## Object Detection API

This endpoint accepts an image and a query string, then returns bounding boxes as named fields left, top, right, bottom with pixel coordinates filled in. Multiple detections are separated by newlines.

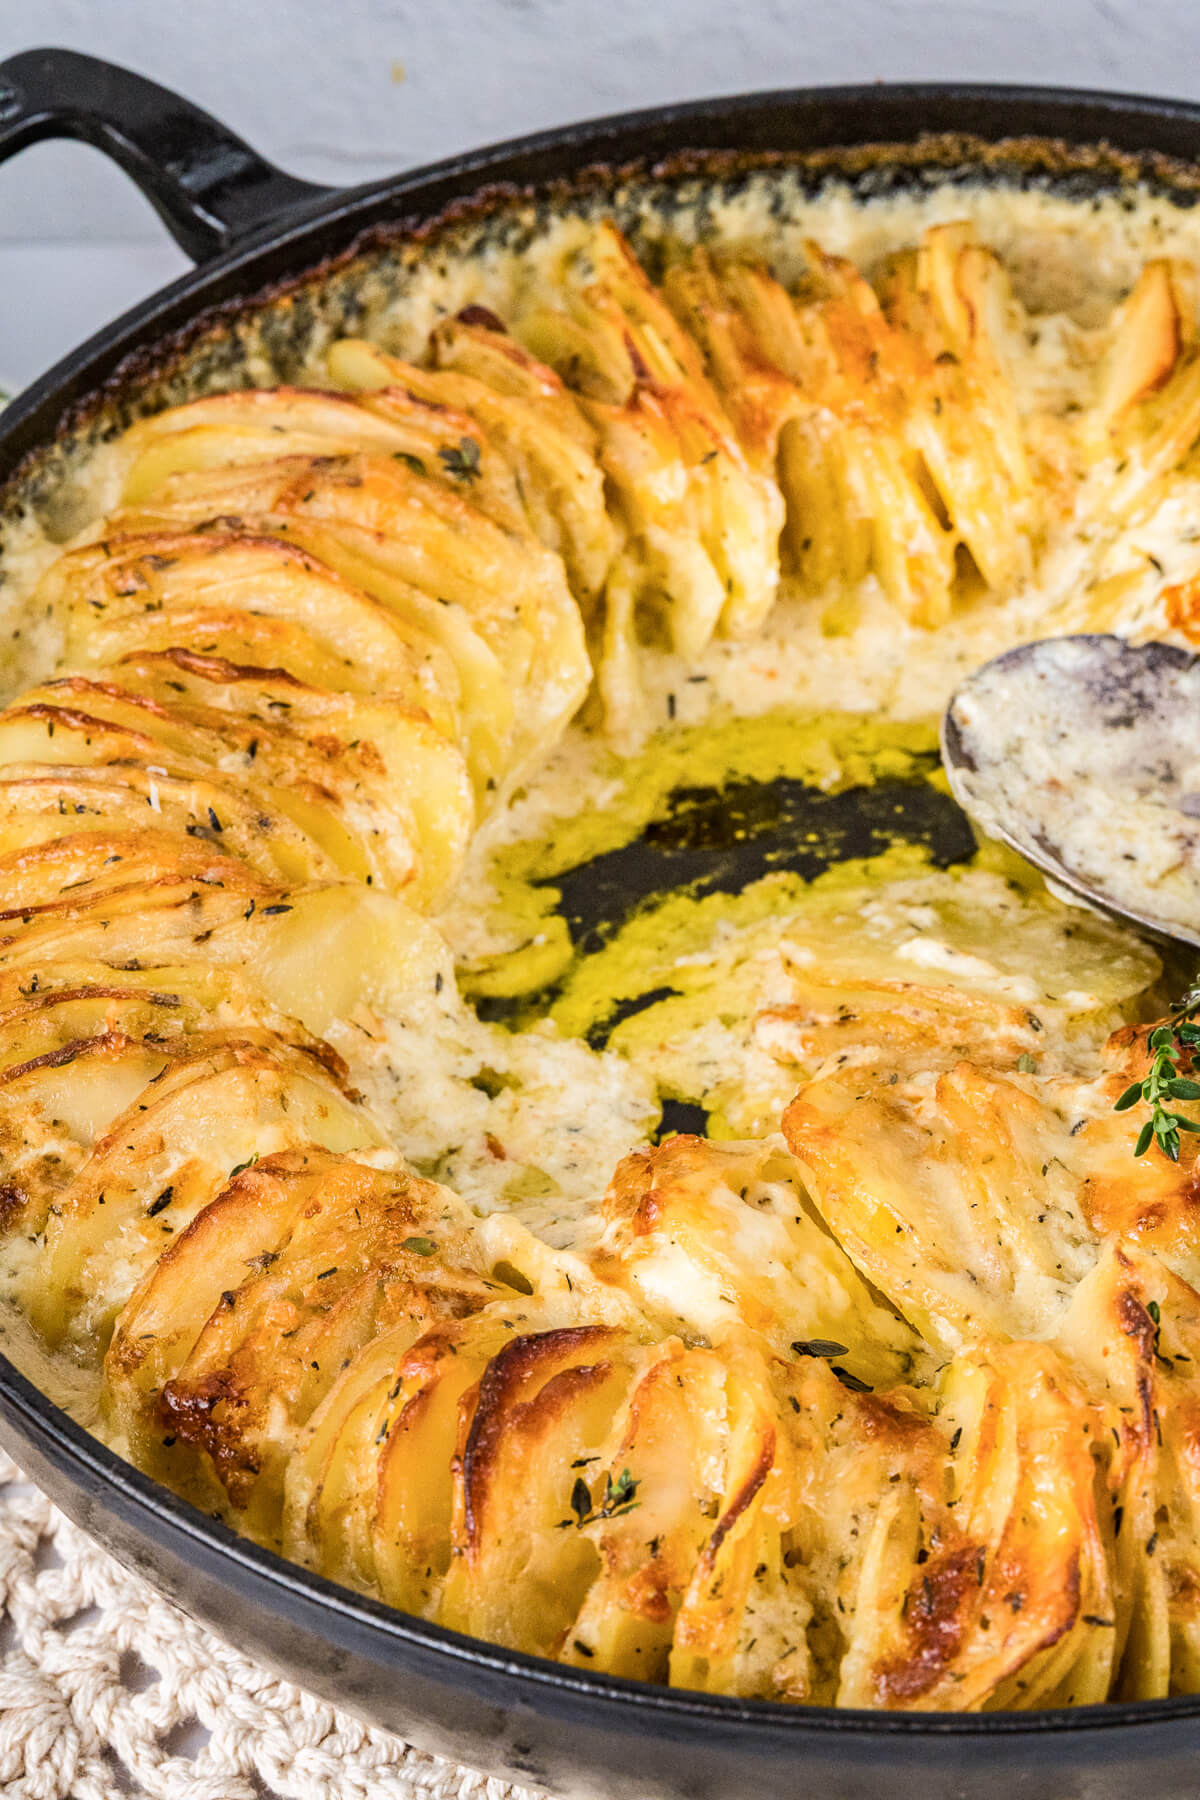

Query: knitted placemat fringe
left=0, top=1451, right=546, bottom=1800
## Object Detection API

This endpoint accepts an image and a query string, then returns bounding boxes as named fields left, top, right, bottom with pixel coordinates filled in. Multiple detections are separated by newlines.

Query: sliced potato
left=562, top=1338, right=730, bottom=1682
left=330, top=331, right=614, bottom=608
left=0, top=664, right=472, bottom=907
left=519, top=222, right=783, bottom=656
left=1093, top=260, right=1184, bottom=435
left=114, top=450, right=589, bottom=793
left=41, top=530, right=461, bottom=734
left=594, top=1135, right=917, bottom=1388
left=838, top=1342, right=1114, bottom=1710
left=117, top=387, right=443, bottom=504
left=0, top=763, right=340, bottom=888
left=438, top=1323, right=636, bottom=1654
left=107, top=1148, right=491, bottom=1527
left=27, top=1040, right=385, bottom=1347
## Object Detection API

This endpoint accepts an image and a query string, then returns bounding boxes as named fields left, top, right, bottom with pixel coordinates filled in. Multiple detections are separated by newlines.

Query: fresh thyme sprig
left=1115, top=984, right=1200, bottom=1160
left=558, top=1466, right=641, bottom=1529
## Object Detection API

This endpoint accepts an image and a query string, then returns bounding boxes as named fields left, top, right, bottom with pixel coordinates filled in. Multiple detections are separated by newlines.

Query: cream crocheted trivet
left=0, top=1449, right=546, bottom=1800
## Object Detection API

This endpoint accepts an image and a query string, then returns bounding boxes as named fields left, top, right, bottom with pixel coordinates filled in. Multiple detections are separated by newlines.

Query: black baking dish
left=0, top=46, right=1199, bottom=1798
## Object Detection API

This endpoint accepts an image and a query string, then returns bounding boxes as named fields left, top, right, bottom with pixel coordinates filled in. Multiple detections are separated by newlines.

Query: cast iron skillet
left=1, top=46, right=1200, bottom=1800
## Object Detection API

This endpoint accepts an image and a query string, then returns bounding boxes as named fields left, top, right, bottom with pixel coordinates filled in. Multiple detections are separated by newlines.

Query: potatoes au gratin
left=3, top=168, right=1200, bottom=1712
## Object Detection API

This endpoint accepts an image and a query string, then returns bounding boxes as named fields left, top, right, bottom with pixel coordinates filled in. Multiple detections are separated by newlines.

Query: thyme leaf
left=558, top=1466, right=641, bottom=1529
left=1116, top=983, right=1200, bottom=1161
left=438, top=437, right=481, bottom=483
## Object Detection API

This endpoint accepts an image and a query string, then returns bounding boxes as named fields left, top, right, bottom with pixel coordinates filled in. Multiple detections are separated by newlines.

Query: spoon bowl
left=941, top=634, right=1200, bottom=952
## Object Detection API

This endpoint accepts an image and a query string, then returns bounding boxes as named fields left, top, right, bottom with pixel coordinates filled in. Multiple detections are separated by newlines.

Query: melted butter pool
left=450, top=710, right=971, bottom=1127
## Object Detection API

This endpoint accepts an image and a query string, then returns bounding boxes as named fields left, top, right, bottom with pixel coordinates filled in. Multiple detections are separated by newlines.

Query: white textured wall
left=2, top=0, right=1200, bottom=245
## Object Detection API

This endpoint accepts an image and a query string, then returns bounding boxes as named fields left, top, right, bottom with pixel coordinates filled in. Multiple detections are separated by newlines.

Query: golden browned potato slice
left=0, top=957, right=323, bottom=1037
left=284, top=1304, right=515, bottom=1605
left=666, top=1332, right=797, bottom=1698
left=1051, top=1243, right=1165, bottom=1698
left=0, top=832, right=448, bottom=1039
left=41, top=531, right=461, bottom=735
left=283, top=1317, right=441, bottom=1596
left=1087, top=255, right=1200, bottom=522
left=1053, top=1238, right=1200, bottom=1701
left=592, top=1135, right=918, bottom=1389
left=901, top=224, right=1041, bottom=576
left=115, top=450, right=589, bottom=794
left=0, top=957, right=332, bottom=1180
left=0, top=962, right=215, bottom=1237
left=517, top=221, right=783, bottom=655
left=282, top=1267, right=640, bottom=1615
left=313, top=352, right=535, bottom=537
left=249, top=446, right=589, bottom=789
left=766, top=1352, right=949, bottom=1705
left=797, top=242, right=964, bottom=621
left=106, top=505, right=512, bottom=799
left=272, top=520, right=514, bottom=796
left=0, top=675, right=360, bottom=866
left=671, top=242, right=955, bottom=624
left=1039, top=1034, right=1200, bottom=1291
left=0, top=957, right=337, bottom=1093
left=560, top=1337, right=732, bottom=1681
left=1121, top=1254, right=1200, bottom=1696
left=116, top=387, right=452, bottom=506
left=1103, top=347, right=1200, bottom=524
left=791, top=1018, right=1200, bottom=1300
left=0, top=763, right=340, bottom=888
left=838, top=1341, right=1115, bottom=1710
left=755, top=975, right=1044, bottom=1081
left=754, top=866, right=1161, bottom=1089
left=670, top=226, right=1051, bottom=620
left=782, top=1059, right=1100, bottom=1351
left=106, top=1148, right=493, bottom=1526
left=26, top=1038, right=386, bottom=1349
left=113, top=649, right=473, bottom=907
left=1092, top=260, right=1185, bottom=438
left=438, top=1323, right=641, bottom=1656
left=0, top=962, right=343, bottom=1232
left=430, top=314, right=614, bottom=599
left=0, top=828, right=273, bottom=918
left=329, top=330, right=614, bottom=608
left=662, top=249, right=810, bottom=476
left=670, top=248, right=926, bottom=630
left=0, top=662, right=472, bottom=907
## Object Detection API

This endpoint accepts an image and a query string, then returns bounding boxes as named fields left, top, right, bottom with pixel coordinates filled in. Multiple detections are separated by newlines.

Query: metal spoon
left=941, top=634, right=1200, bottom=952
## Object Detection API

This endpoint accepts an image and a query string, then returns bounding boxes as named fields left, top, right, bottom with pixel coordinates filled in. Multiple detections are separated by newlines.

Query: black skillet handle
left=0, top=47, right=335, bottom=263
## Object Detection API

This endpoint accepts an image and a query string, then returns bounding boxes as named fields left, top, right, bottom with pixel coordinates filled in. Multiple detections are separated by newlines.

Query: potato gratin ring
left=3, top=211, right=1200, bottom=1711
